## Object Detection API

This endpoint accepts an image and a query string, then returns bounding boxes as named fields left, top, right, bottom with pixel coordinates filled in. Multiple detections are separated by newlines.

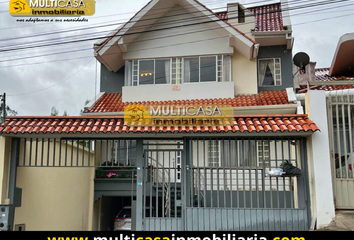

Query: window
left=258, top=58, right=281, bottom=86
left=172, top=58, right=182, bottom=84
left=200, top=56, right=216, bottom=82
left=125, top=55, right=231, bottom=86
left=257, top=140, right=270, bottom=168
left=184, top=57, right=199, bottom=83
left=139, top=60, right=154, bottom=85
left=155, top=59, right=170, bottom=84
left=208, top=140, right=220, bottom=167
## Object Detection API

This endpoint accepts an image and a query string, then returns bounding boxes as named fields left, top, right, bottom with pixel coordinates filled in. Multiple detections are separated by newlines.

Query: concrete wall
left=257, top=45, right=293, bottom=91
left=100, top=64, right=124, bottom=93
left=232, top=51, right=258, bottom=94
left=305, top=90, right=335, bottom=229
left=14, top=167, right=95, bottom=231
left=122, top=82, right=235, bottom=102
left=12, top=140, right=95, bottom=231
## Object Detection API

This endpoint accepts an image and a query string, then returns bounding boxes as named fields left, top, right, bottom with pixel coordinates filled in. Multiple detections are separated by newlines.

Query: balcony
left=122, top=81, right=234, bottom=102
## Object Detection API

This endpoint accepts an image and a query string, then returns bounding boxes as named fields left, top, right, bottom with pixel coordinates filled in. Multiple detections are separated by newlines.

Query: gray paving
left=320, top=211, right=354, bottom=231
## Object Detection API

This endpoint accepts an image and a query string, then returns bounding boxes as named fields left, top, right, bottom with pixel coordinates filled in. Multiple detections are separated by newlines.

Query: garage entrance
left=99, top=196, right=131, bottom=231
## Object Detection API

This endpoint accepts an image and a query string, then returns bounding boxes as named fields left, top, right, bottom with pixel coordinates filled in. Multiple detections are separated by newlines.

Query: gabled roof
left=84, top=90, right=292, bottom=113
left=95, top=0, right=256, bottom=53
left=0, top=115, right=319, bottom=135
left=94, top=0, right=259, bottom=71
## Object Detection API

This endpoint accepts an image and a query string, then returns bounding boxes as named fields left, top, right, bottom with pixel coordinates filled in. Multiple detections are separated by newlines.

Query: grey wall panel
left=100, top=64, right=124, bottom=93
left=185, top=208, right=308, bottom=231
left=144, top=218, right=182, bottom=231
left=257, top=45, right=293, bottom=91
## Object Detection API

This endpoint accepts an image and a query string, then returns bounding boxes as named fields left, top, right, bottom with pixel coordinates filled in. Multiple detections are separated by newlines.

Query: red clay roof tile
left=216, top=3, right=285, bottom=32
left=0, top=115, right=319, bottom=135
left=85, top=90, right=292, bottom=113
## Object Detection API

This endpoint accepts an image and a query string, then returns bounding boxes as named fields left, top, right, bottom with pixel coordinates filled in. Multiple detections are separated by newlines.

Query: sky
left=0, top=0, right=354, bottom=116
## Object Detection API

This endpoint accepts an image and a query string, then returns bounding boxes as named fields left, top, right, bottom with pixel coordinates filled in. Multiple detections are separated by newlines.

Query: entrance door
left=142, top=148, right=184, bottom=230
left=328, top=94, right=354, bottom=209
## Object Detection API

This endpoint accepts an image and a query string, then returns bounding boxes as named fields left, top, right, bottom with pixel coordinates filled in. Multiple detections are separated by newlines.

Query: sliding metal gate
left=327, top=93, right=354, bottom=209
left=141, top=138, right=310, bottom=231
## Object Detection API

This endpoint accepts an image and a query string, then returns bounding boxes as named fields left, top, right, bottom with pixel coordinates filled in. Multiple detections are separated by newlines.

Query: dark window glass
left=184, top=57, right=199, bottom=83
left=139, top=60, right=154, bottom=85
left=200, top=56, right=216, bottom=82
left=155, top=60, right=170, bottom=84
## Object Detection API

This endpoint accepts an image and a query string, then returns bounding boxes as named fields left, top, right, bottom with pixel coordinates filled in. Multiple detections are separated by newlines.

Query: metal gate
left=142, top=143, right=184, bottom=231
left=184, top=138, right=310, bottom=231
left=141, top=138, right=310, bottom=231
left=327, top=93, right=354, bottom=209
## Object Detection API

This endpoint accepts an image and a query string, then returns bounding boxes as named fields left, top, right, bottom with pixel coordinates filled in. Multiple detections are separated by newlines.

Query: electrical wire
left=6, top=58, right=94, bottom=96
left=0, top=0, right=310, bottom=41
left=0, top=0, right=350, bottom=53
left=3, top=8, right=353, bottom=98
left=4, top=1, right=354, bottom=60
left=0, top=0, right=353, bottom=62
left=0, top=0, right=337, bottom=50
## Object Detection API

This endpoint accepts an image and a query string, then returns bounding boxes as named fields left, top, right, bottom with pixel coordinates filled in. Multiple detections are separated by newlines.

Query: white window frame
left=127, top=55, right=231, bottom=86
left=256, top=140, right=270, bottom=168
left=208, top=140, right=221, bottom=167
left=258, top=58, right=282, bottom=87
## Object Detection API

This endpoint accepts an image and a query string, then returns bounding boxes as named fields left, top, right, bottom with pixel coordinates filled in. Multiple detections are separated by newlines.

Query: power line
left=0, top=0, right=351, bottom=60
left=0, top=0, right=328, bottom=51
left=0, top=0, right=349, bottom=53
left=1, top=10, right=353, bottom=69
left=7, top=58, right=94, bottom=96
left=4, top=1, right=353, bottom=60
left=0, top=0, right=312, bottom=41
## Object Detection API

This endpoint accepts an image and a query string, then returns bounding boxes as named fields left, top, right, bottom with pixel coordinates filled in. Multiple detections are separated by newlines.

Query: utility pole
left=0, top=93, right=5, bottom=123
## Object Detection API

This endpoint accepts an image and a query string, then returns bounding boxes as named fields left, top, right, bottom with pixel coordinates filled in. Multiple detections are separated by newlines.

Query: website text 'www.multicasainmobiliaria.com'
left=47, top=234, right=305, bottom=240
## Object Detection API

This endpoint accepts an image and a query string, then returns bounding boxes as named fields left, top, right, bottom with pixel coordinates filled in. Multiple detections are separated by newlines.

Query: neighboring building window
left=125, top=55, right=231, bottom=86
left=208, top=140, right=220, bottom=167
left=258, top=58, right=281, bottom=86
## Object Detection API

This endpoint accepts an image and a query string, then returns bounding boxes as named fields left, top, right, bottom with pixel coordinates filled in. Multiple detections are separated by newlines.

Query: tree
left=80, top=99, right=91, bottom=115
left=63, top=110, right=68, bottom=116
left=50, top=106, right=59, bottom=116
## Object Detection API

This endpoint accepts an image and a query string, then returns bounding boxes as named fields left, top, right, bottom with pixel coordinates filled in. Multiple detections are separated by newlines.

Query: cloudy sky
left=0, top=0, right=354, bottom=116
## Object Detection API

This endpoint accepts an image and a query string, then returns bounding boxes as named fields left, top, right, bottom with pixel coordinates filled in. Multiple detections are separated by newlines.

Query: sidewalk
left=320, top=211, right=354, bottom=231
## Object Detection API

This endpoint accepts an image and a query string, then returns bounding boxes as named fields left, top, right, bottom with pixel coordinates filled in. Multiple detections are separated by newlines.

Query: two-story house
left=0, top=0, right=330, bottom=231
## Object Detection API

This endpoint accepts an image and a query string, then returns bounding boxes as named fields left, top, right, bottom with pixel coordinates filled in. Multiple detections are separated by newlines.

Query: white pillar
left=305, top=90, right=335, bottom=228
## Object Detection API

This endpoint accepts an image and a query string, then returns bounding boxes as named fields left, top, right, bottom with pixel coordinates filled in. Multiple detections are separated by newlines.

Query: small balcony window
left=258, top=58, right=282, bottom=86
